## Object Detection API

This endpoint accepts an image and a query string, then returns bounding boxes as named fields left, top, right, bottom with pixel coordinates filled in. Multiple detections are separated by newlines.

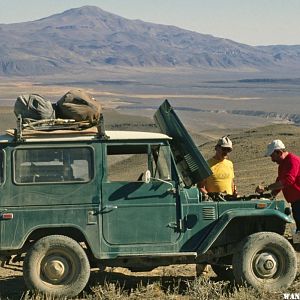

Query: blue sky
left=1, top=0, right=299, bottom=46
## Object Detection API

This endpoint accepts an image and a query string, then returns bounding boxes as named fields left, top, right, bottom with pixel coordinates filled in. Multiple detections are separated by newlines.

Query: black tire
left=211, top=264, right=234, bottom=281
left=23, top=235, right=90, bottom=297
left=232, top=232, right=297, bottom=291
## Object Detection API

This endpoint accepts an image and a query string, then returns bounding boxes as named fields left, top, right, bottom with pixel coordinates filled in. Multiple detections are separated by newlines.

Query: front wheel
left=232, top=232, right=297, bottom=291
left=23, top=235, right=90, bottom=297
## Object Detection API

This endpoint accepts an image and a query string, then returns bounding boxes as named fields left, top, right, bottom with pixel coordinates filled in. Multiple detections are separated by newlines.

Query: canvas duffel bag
left=56, top=89, right=102, bottom=123
left=14, top=94, right=55, bottom=120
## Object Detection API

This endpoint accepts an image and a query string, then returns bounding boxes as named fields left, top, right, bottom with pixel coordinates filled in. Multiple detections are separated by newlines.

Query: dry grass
left=20, top=275, right=289, bottom=300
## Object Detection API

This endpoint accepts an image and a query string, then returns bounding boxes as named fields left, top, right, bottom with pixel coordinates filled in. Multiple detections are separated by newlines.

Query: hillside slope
left=1, top=6, right=300, bottom=75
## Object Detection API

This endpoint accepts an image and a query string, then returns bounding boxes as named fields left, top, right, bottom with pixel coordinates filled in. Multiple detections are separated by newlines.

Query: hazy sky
left=1, top=0, right=299, bottom=46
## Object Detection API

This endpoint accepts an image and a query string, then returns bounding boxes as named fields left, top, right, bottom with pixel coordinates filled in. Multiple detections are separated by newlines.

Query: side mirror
left=144, top=170, right=176, bottom=193
left=144, top=170, right=151, bottom=184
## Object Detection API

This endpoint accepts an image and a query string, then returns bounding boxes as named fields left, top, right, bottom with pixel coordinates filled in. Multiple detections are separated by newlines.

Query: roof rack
left=13, top=113, right=108, bottom=142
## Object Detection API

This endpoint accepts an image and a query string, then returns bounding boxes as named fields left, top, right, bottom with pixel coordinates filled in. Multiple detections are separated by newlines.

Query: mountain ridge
left=1, top=5, right=300, bottom=76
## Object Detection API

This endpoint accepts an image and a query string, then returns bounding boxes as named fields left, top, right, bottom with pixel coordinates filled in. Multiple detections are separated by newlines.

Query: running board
left=117, top=252, right=197, bottom=258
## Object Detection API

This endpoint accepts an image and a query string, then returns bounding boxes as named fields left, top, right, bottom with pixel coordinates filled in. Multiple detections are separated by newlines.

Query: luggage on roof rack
left=10, top=90, right=104, bottom=142
left=56, top=89, right=102, bottom=123
left=14, top=94, right=55, bottom=121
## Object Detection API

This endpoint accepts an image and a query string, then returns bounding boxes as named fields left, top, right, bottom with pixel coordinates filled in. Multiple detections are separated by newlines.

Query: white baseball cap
left=216, top=136, right=233, bottom=150
left=265, top=139, right=286, bottom=156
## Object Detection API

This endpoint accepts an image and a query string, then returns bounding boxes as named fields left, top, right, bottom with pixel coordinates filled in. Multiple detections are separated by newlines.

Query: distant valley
left=0, top=5, right=300, bottom=133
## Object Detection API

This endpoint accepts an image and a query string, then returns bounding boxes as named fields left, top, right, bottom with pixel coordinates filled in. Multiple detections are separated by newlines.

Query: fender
left=196, top=208, right=293, bottom=254
left=0, top=223, right=95, bottom=254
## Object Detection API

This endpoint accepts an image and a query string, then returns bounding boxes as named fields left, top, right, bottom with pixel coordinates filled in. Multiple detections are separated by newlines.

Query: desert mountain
left=0, top=5, right=300, bottom=75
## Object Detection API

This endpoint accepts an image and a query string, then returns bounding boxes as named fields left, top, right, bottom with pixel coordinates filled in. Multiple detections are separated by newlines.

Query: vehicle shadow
left=0, top=270, right=194, bottom=299
left=0, top=267, right=228, bottom=299
left=0, top=275, right=26, bottom=300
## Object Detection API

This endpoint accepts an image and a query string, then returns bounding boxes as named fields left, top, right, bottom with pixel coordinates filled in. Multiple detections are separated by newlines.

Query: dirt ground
left=0, top=261, right=205, bottom=299
left=2, top=255, right=300, bottom=299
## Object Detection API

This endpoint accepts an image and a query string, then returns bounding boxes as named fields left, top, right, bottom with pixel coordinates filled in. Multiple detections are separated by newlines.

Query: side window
left=106, top=144, right=172, bottom=182
left=107, top=145, right=148, bottom=182
left=14, top=147, right=93, bottom=184
left=0, top=150, right=4, bottom=184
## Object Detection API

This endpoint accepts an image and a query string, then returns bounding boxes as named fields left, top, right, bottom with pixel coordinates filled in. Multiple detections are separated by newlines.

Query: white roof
left=0, top=134, right=14, bottom=143
left=106, top=130, right=171, bottom=140
left=0, top=130, right=171, bottom=143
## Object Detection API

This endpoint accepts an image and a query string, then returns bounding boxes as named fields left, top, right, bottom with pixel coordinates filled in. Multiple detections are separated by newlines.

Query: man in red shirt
left=256, top=139, right=300, bottom=231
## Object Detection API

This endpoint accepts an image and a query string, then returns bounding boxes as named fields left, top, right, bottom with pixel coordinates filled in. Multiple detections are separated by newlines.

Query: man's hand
left=233, top=185, right=238, bottom=197
left=255, top=185, right=265, bottom=194
left=202, top=192, right=209, bottom=201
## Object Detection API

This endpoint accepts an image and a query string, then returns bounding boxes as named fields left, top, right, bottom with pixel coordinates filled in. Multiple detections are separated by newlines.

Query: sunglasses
left=221, top=147, right=232, bottom=153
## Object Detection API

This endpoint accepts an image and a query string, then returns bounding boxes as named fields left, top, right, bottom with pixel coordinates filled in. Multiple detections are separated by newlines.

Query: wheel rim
left=253, top=252, right=279, bottom=278
left=40, top=250, right=76, bottom=285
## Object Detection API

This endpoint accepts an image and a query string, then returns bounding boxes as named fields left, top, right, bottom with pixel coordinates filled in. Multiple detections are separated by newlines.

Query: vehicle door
left=101, top=143, right=180, bottom=245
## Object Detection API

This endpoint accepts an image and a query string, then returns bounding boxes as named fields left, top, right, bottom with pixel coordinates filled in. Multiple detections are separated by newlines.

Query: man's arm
left=197, top=180, right=207, bottom=194
left=255, top=180, right=283, bottom=195
left=267, top=181, right=284, bottom=191
left=264, top=156, right=300, bottom=193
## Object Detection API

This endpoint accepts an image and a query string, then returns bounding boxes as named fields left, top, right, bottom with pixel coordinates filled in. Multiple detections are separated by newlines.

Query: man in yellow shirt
left=197, top=136, right=237, bottom=276
left=198, top=136, right=236, bottom=196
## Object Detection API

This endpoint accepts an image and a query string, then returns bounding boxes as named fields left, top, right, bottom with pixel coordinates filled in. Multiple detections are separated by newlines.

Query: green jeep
left=0, top=100, right=297, bottom=297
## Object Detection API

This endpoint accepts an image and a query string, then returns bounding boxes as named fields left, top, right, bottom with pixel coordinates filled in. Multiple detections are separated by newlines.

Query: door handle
left=100, top=205, right=118, bottom=214
left=167, top=219, right=184, bottom=231
left=167, top=222, right=177, bottom=229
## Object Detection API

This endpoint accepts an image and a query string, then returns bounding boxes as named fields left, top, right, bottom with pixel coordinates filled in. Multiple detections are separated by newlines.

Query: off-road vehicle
left=0, top=100, right=297, bottom=297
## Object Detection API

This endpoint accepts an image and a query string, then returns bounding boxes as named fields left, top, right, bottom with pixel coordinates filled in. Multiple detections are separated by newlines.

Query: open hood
left=154, top=100, right=212, bottom=187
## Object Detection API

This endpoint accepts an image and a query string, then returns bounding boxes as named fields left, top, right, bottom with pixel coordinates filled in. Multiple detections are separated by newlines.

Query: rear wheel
left=232, top=232, right=297, bottom=291
left=23, top=235, right=90, bottom=297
